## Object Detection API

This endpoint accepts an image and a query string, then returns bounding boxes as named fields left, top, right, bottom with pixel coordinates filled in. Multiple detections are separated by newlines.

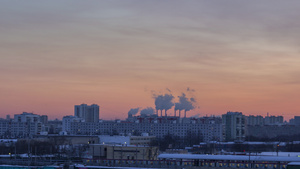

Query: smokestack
left=174, top=109, right=176, bottom=117
left=175, top=93, right=196, bottom=119
left=154, top=94, right=174, bottom=117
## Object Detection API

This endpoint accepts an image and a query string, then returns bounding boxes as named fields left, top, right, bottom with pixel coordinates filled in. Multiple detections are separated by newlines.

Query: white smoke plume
left=140, top=107, right=155, bottom=116
left=128, top=107, right=140, bottom=116
left=154, top=94, right=174, bottom=115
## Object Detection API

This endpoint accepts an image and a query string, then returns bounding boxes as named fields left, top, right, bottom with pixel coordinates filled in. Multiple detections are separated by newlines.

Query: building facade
left=74, top=104, right=100, bottom=122
left=222, top=112, right=246, bottom=141
left=264, top=115, right=284, bottom=125
left=0, top=119, right=43, bottom=138
left=62, top=115, right=83, bottom=132
left=89, top=144, right=159, bottom=160
left=290, top=116, right=300, bottom=125
left=98, top=135, right=156, bottom=146
left=247, top=115, right=264, bottom=126
left=247, top=125, right=300, bottom=139
left=13, top=112, right=40, bottom=123
left=0, top=112, right=49, bottom=138
left=65, top=116, right=223, bottom=142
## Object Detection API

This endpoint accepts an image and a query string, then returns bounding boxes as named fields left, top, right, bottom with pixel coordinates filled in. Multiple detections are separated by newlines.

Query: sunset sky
left=1, top=1, right=300, bottom=120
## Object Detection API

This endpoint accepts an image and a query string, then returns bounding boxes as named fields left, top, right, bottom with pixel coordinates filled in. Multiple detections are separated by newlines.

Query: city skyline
left=1, top=1, right=300, bottom=120
left=1, top=105, right=292, bottom=122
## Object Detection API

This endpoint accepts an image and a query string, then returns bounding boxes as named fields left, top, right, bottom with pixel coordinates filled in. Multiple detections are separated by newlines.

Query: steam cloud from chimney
left=153, top=94, right=174, bottom=116
left=140, top=107, right=155, bottom=116
left=175, top=93, right=195, bottom=111
left=151, top=88, right=198, bottom=117
left=175, top=93, right=196, bottom=117
left=128, top=108, right=140, bottom=116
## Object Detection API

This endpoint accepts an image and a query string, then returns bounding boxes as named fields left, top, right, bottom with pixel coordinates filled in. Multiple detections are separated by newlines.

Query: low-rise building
left=247, top=125, right=300, bottom=139
left=0, top=119, right=43, bottom=138
left=98, top=135, right=156, bottom=146
left=89, top=144, right=159, bottom=160
left=66, top=116, right=223, bottom=142
left=34, top=135, right=99, bottom=145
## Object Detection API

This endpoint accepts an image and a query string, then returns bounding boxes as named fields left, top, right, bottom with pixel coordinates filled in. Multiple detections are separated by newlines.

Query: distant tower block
left=74, top=104, right=100, bottom=122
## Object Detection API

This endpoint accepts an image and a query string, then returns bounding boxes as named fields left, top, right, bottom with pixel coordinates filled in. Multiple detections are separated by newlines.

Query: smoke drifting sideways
left=128, top=108, right=140, bottom=117
left=140, top=107, right=155, bottom=116
left=174, top=90, right=197, bottom=117
left=153, top=94, right=174, bottom=116
left=175, top=93, right=195, bottom=112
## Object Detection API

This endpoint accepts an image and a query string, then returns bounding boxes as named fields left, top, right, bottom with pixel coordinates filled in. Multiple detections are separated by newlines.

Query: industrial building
left=89, top=144, right=159, bottom=160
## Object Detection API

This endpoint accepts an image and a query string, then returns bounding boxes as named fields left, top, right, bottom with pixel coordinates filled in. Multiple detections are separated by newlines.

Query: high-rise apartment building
left=292, top=116, right=300, bottom=125
left=264, top=115, right=283, bottom=125
left=247, top=115, right=283, bottom=126
left=40, top=115, right=48, bottom=124
left=247, top=115, right=264, bottom=126
left=14, top=112, right=40, bottom=123
left=74, top=104, right=100, bottom=122
left=222, top=112, right=246, bottom=141
left=1, top=112, right=46, bottom=138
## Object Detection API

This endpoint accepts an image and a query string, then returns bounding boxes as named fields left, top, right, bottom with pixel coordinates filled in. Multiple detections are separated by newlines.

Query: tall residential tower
left=74, top=104, right=100, bottom=122
left=222, top=112, right=246, bottom=141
